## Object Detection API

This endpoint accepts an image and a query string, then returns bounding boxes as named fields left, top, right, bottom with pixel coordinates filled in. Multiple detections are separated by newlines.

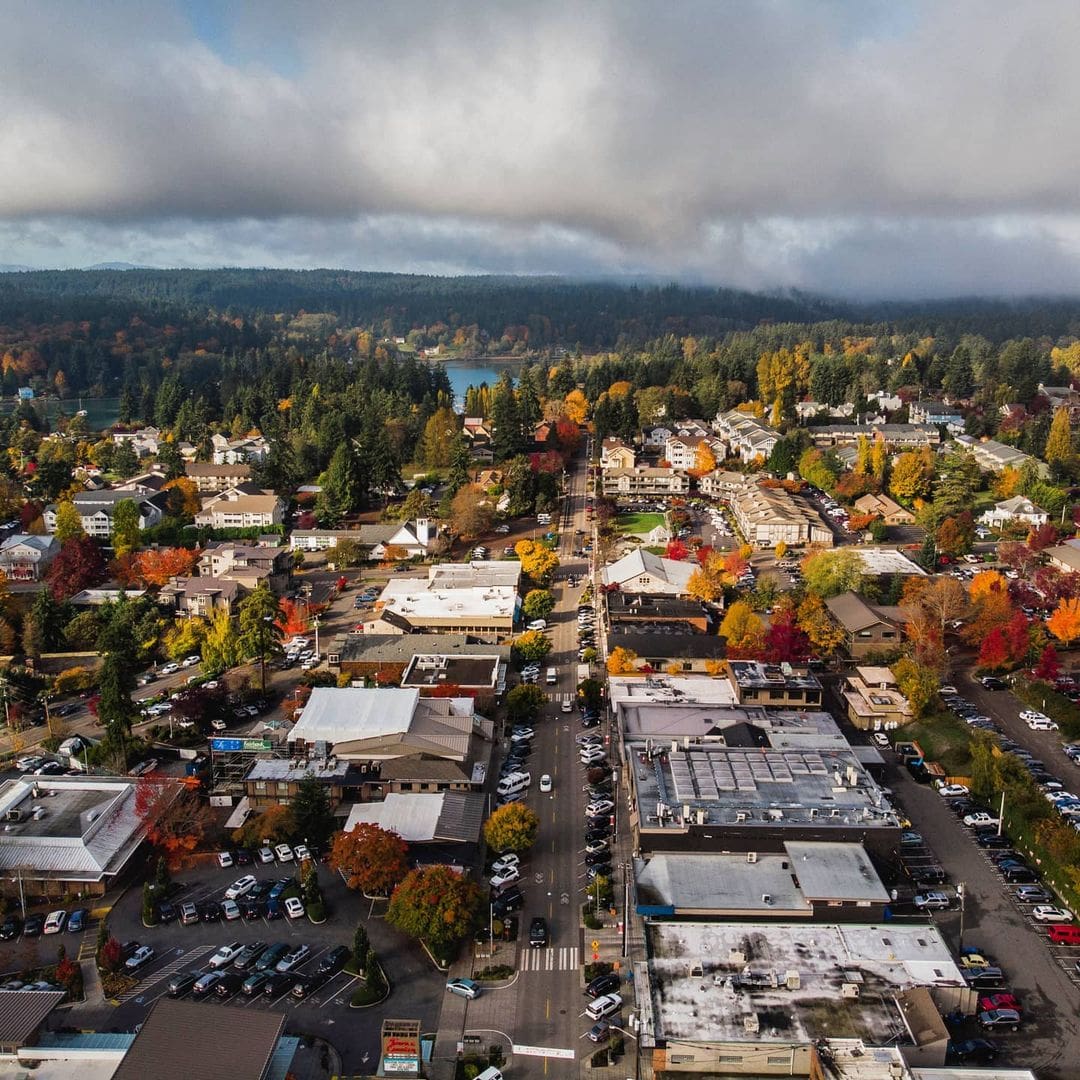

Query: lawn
left=903, top=710, right=974, bottom=776
left=616, top=512, right=666, bottom=535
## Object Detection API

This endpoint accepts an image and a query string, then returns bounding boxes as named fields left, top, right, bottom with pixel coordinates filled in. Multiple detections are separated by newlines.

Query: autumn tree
left=1045, top=406, right=1074, bottom=467
left=162, top=477, right=201, bottom=517
left=515, top=539, right=559, bottom=585
left=690, top=442, right=717, bottom=477
left=421, top=406, right=461, bottom=468
left=686, top=565, right=723, bottom=603
left=483, top=802, right=540, bottom=853
left=163, top=616, right=208, bottom=661
left=763, top=604, right=811, bottom=663
left=200, top=608, right=242, bottom=674
left=329, top=823, right=409, bottom=897
left=665, top=539, right=689, bottom=561
left=53, top=500, right=85, bottom=543
left=801, top=548, right=864, bottom=598
left=45, top=535, right=107, bottom=601
left=111, top=499, right=141, bottom=557
left=606, top=646, right=638, bottom=675
left=134, top=546, right=200, bottom=587
left=450, top=484, right=494, bottom=539
left=135, top=780, right=215, bottom=868
left=889, top=448, right=934, bottom=503
left=1048, top=597, right=1080, bottom=646
left=387, top=866, right=482, bottom=954
left=514, top=629, right=551, bottom=662
left=562, top=389, right=588, bottom=425
left=797, top=593, right=847, bottom=656
left=891, top=657, right=939, bottom=719
left=522, top=589, right=555, bottom=620
left=774, top=541, right=788, bottom=561
left=1033, top=644, right=1062, bottom=682
left=978, top=627, right=1011, bottom=671
left=719, top=600, right=765, bottom=658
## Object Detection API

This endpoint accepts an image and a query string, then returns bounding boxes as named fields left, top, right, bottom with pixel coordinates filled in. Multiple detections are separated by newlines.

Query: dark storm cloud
left=2, top=1, right=1079, bottom=295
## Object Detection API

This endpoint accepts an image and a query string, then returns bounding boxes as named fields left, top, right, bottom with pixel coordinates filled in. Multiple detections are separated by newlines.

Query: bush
left=141, top=883, right=157, bottom=926
left=582, top=905, right=602, bottom=930
left=473, top=964, right=515, bottom=980
left=307, top=898, right=326, bottom=923
left=584, top=961, right=613, bottom=981
left=590, top=1049, right=609, bottom=1067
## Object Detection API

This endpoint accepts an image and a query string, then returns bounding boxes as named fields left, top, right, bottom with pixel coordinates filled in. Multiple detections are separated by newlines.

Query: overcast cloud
left=2, top=0, right=1080, bottom=297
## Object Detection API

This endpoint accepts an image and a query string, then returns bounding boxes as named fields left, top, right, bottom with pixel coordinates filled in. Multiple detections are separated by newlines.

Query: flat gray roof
left=783, top=841, right=891, bottom=902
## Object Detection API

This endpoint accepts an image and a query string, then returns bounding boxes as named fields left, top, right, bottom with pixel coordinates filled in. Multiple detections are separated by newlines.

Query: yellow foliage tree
left=606, top=647, right=638, bottom=675
left=686, top=566, right=723, bottom=603
left=968, top=570, right=1006, bottom=603
left=719, top=601, right=765, bottom=657
left=1048, top=597, right=1080, bottom=646
left=691, top=442, right=717, bottom=477
left=563, top=389, right=588, bottom=425
left=774, top=541, right=788, bottom=561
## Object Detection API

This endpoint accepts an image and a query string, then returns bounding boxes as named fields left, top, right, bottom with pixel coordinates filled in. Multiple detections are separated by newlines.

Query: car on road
left=914, top=892, right=951, bottom=911
left=43, top=910, right=67, bottom=935
left=446, top=977, right=481, bottom=999
left=1032, top=905, right=1073, bottom=922
left=125, top=945, right=155, bottom=972
left=224, top=874, right=258, bottom=900
left=526, top=619, right=547, bottom=631
left=561, top=700, right=573, bottom=713
left=284, top=896, right=306, bottom=920
left=490, top=867, right=521, bottom=890
left=978, top=1008, right=1021, bottom=1031
left=181, top=654, right=201, bottom=668
left=159, top=662, right=180, bottom=675
left=208, top=942, right=245, bottom=969
left=979, top=676, right=1007, bottom=690
left=585, top=972, right=621, bottom=998
left=529, top=916, right=548, bottom=947
left=938, top=784, right=970, bottom=798
left=276, top=944, right=311, bottom=972
left=491, top=853, right=520, bottom=875
left=539, top=774, right=553, bottom=792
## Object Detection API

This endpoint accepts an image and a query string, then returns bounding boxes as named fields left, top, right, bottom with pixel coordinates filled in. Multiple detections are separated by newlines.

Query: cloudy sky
left=2, top=0, right=1079, bottom=297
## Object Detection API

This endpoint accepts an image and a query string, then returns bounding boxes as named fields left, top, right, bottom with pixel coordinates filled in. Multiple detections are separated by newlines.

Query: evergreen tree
left=359, top=418, right=400, bottom=504
left=445, top=434, right=472, bottom=496
left=118, top=385, right=136, bottom=424
left=490, top=372, right=524, bottom=461
left=238, top=582, right=284, bottom=692
left=112, top=441, right=139, bottom=479
left=317, top=442, right=362, bottom=522
left=156, top=440, right=184, bottom=481
left=290, top=775, right=335, bottom=851
left=517, top=367, right=543, bottom=430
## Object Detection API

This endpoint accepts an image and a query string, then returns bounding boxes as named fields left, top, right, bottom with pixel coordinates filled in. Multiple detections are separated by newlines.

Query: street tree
left=514, top=629, right=552, bottom=662
left=506, top=683, right=547, bottom=724
left=329, top=824, right=410, bottom=897
left=483, top=803, right=540, bottom=853
left=606, top=646, right=638, bottom=675
left=387, top=866, right=482, bottom=955
left=522, top=589, right=555, bottom=620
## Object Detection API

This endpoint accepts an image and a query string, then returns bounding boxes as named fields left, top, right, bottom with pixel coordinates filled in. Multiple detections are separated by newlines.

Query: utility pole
left=957, top=882, right=966, bottom=952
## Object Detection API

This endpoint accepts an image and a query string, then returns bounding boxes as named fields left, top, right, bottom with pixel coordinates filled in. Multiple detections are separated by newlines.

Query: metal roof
left=0, top=990, right=65, bottom=1050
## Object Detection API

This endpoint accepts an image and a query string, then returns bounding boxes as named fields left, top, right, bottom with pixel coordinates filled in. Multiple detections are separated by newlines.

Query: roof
left=601, top=549, right=695, bottom=591
left=343, top=791, right=485, bottom=843
left=401, top=654, right=502, bottom=689
left=0, top=534, right=58, bottom=555
left=608, top=593, right=714, bottom=622
left=428, top=561, right=522, bottom=588
left=994, top=495, right=1045, bottom=515
left=196, top=494, right=280, bottom=517
left=0, top=990, right=65, bottom=1049
left=782, top=841, right=891, bottom=902
left=726, top=660, right=822, bottom=691
left=244, top=758, right=351, bottom=782
left=378, top=756, right=473, bottom=783
left=853, top=548, right=927, bottom=577
left=607, top=631, right=725, bottom=660
left=375, top=584, right=518, bottom=624
left=112, top=998, right=286, bottom=1080
left=185, top=462, right=252, bottom=476
left=853, top=493, right=908, bottom=517
left=289, top=687, right=420, bottom=744
left=333, top=634, right=510, bottom=665
left=1047, top=543, right=1080, bottom=571
left=825, top=591, right=896, bottom=632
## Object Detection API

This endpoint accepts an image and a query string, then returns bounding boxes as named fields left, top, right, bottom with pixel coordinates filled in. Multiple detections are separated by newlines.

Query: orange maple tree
left=134, top=547, right=201, bottom=586
left=134, top=780, right=214, bottom=868
left=276, top=598, right=311, bottom=636
left=1047, top=597, right=1080, bottom=646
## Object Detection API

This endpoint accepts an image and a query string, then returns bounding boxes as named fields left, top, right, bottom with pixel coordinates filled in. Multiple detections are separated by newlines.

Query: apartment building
left=714, top=409, right=779, bottom=463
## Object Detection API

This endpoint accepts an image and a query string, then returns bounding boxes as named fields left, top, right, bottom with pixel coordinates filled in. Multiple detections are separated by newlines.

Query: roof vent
left=746, top=851, right=758, bottom=863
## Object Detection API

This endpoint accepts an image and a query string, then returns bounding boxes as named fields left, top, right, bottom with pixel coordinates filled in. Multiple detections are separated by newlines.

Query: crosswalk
left=519, top=946, right=578, bottom=971
left=117, top=945, right=216, bottom=1003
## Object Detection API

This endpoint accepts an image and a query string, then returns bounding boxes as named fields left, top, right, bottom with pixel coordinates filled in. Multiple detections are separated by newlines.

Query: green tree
left=483, top=802, right=540, bottom=853
left=490, top=372, right=524, bottom=461
left=352, top=923, right=370, bottom=969
left=766, top=437, right=798, bottom=477
left=238, top=582, right=284, bottom=692
left=801, top=548, right=865, bottom=598
left=200, top=608, right=242, bottom=675
left=577, top=678, right=603, bottom=711
left=330, top=824, right=410, bottom=897
left=54, top=501, right=85, bottom=544
left=290, top=774, right=336, bottom=852
left=112, top=440, right=139, bottom=479
left=522, top=589, right=555, bottom=620
left=23, top=588, right=68, bottom=656
left=317, top=442, right=362, bottom=523
left=387, top=866, right=481, bottom=954
left=332, top=537, right=365, bottom=569
left=506, top=683, right=547, bottom=724
left=892, top=656, right=939, bottom=719
left=111, top=499, right=142, bottom=556
left=1045, top=406, right=1074, bottom=467
left=445, top=434, right=472, bottom=496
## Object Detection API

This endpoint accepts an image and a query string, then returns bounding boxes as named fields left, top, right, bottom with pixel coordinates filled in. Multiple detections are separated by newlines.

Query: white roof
left=378, top=585, right=518, bottom=621
left=601, top=549, right=695, bottom=591
left=288, top=687, right=420, bottom=744
left=854, top=548, right=927, bottom=576
left=428, top=561, right=521, bottom=588
left=343, top=793, right=444, bottom=842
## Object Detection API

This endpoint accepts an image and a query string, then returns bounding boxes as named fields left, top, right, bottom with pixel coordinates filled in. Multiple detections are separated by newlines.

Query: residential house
left=462, top=417, right=493, bottom=453
left=194, top=487, right=284, bottom=529
left=698, top=469, right=747, bottom=498
left=197, top=541, right=292, bottom=593
left=289, top=525, right=398, bottom=553
left=954, top=433, right=1049, bottom=477
left=474, top=468, right=504, bottom=489
left=210, top=432, right=271, bottom=465
left=824, top=591, right=903, bottom=659
left=642, top=425, right=674, bottom=449
left=159, top=576, right=243, bottom=617
left=908, top=402, right=965, bottom=432
left=532, top=420, right=553, bottom=445
left=713, top=409, right=779, bottom=463
left=43, top=490, right=167, bottom=538
left=841, top=666, right=912, bottom=730
left=600, top=437, right=636, bottom=470
left=0, top=534, right=59, bottom=582
left=809, top=423, right=940, bottom=449
left=728, top=480, right=834, bottom=547
left=853, top=492, right=915, bottom=525
left=601, top=548, right=695, bottom=596
left=1038, top=382, right=1080, bottom=422
left=110, top=425, right=162, bottom=457
left=601, top=466, right=689, bottom=496
left=795, top=400, right=855, bottom=420
left=979, top=495, right=1048, bottom=530
left=184, top=461, right=253, bottom=493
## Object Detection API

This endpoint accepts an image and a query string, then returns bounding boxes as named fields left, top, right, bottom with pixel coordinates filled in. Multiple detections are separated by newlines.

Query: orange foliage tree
left=134, top=780, right=214, bottom=868
left=329, top=823, right=410, bottom=897
left=134, top=547, right=201, bottom=586
left=163, top=477, right=202, bottom=516
left=1048, top=597, right=1080, bottom=647
left=276, top=598, right=311, bottom=636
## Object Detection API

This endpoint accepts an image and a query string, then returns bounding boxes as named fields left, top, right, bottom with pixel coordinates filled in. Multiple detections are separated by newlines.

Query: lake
left=1, top=396, right=122, bottom=431
left=441, top=359, right=525, bottom=407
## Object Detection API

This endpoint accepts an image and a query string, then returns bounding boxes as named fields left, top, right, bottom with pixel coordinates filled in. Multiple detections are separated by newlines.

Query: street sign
left=592, top=952, right=599, bottom=961
left=591, top=940, right=599, bottom=950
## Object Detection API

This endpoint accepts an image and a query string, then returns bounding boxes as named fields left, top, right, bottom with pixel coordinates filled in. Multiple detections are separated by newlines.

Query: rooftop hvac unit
left=728, top=948, right=746, bottom=965
left=736, top=811, right=748, bottom=822
left=32, top=806, right=46, bottom=820
left=842, top=983, right=860, bottom=999
left=744, top=1014, right=760, bottom=1034
left=746, top=851, right=758, bottom=863
left=5, top=809, right=25, bottom=823
left=761, top=894, right=772, bottom=905
left=830, top=808, right=841, bottom=818
left=696, top=809, right=705, bottom=825
left=785, top=970, right=801, bottom=990
left=682, top=804, right=691, bottom=820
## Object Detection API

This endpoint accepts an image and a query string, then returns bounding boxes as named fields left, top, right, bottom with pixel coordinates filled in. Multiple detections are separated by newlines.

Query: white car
left=221, top=899, right=241, bottom=920
left=872, top=733, right=890, bottom=749
left=561, top=700, right=573, bottom=713
left=526, top=619, right=547, bottom=631
left=159, top=663, right=180, bottom=675
left=275, top=844, right=294, bottom=863
left=490, top=867, right=521, bottom=890
left=1032, top=905, right=1073, bottom=923
left=181, top=655, right=201, bottom=668
left=284, top=897, right=306, bottom=919
left=224, top=875, right=257, bottom=900
left=43, top=910, right=67, bottom=935
left=1020, top=710, right=1050, bottom=722
left=491, top=853, right=520, bottom=875
left=1028, top=718, right=1059, bottom=731
left=964, top=812, right=1001, bottom=829
left=539, top=774, right=553, bottom=792
left=586, top=799, right=615, bottom=817
left=293, top=844, right=311, bottom=863
left=208, top=942, right=244, bottom=969
left=15, top=756, right=44, bottom=772
left=580, top=748, right=607, bottom=765
left=216, top=851, right=234, bottom=868
left=938, top=784, right=970, bottom=798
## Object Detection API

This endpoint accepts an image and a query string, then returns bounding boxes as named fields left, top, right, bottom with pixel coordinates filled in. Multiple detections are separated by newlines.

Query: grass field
left=616, top=512, right=666, bottom=534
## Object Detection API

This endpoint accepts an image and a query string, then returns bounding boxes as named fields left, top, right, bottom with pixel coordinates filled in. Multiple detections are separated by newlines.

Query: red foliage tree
left=134, top=546, right=201, bottom=586
left=665, top=539, right=689, bottom=561
left=696, top=545, right=714, bottom=565
left=45, top=535, right=107, bottom=601
left=554, top=416, right=582, bottom=452
left=763, top=608, right=811, bottom=663
left=1033, top=643, right=1062, bottom=682
left=1004, top=610, right=1032, bottom=665
left=978, top=627, right=1011, bottom=671
left=19, top=500, right=44, bottom=529
left=134, top=780, right=214, bottom=868
left=329, top=823, right=410, bottom=897
left=276, top=598, right=311, bottom=636
left=1028, top=522, right=1061, bottom=552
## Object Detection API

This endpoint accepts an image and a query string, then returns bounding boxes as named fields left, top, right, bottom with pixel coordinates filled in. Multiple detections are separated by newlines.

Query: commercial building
left=842, top=666, right=912, bottom=730
left=853, top=493, right=915, bottom=526
left=627, top=741, right=901, bottom=856
left=289, top=525, right=398, bottom=553
left=606, top=628, right=726, bottom=673
left=714, top=410, right=780, bottom=464
left=400, top=652, right=507, bottom=706
left=342, top=790, right=486, bottom=844
left=327, top=632, right=510, bottom=687
left=601, top=466, right=689, bottom=496
left=851, top=548, right=926, bottom=577
left=601, top=549, right=696, bottom=596
left=607, top=593, right=716, bottom=631
left=0, top=775, right=179, bottom=898
left=723, top=661, right=823, bottom=709
left=825, top=591, right=904, bottom=659
left=728, top=481, right=834, bottom=548
left=242, top=756, right=353, bottom=812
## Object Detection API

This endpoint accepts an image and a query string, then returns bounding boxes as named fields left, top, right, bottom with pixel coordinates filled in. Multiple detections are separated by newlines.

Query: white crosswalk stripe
left=117, top=945, right=216, bottom=1002
left=519, top=946, right=578, bottom=971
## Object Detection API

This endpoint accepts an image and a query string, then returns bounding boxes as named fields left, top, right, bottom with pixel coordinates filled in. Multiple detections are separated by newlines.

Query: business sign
left=512, top=1044, right=575, bottom=1060
left=210, top=738, right=273, bottom=752
left=381, top=1020, right=420, bottom=1076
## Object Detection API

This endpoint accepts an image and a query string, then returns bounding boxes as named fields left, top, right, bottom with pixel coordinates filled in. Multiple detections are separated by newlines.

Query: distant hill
left=82, top=261, right=156, bottom=271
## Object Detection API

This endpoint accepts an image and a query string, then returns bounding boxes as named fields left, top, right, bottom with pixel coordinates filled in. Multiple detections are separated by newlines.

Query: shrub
left=307, top=898, right=326, bottom=923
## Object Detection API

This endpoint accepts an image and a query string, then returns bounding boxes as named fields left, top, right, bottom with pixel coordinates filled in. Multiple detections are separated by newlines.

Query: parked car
left=274, top=844, right=294, bottom=863
left=0, top=916, right=22, bottom=940
left=1032, top=905, right=1073, bottom=923
left=125, top=945, right=156, bottom=972
left=232, top=941, right=269, bottom=972
left=938, top=784, right=970, bottom=798
left=208, top=942, right=245, bottom=969
left=914, top=892, right=951, bottom=911
left=255, top=943, right=290, bottom=972
left=978, top=1008, right=1021, bottom=1031
left=193, top=970, right=225, bottom=996
left=491, top=853, right=520, bottom=875
left=276, top=944, right=312, bottom=972
left=167, top=971, right=200, bottom=998
left=446, top=977, right=481, bottom=999
left=224, top=875, right=258, bottom=900
left=585, top=972, right=622, bottom=998
left=43, top=910, right=67, bottom=935
left=284, top=897, right=306, bottom=920
left=949, top=1039, right=999, bottom=1064
left=241, top=970, right=272, bottom=996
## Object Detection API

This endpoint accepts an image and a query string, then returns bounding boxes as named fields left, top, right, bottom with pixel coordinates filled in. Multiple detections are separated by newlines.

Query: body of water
left=441, top=358, right=525, bottom=408
left=1, top=396, right=122, bottom=431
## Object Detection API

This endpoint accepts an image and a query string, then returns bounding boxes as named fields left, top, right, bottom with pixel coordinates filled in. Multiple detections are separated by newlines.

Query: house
left=642, top=425, right=674, bottom=449
left=195, top=541, right=292, bottom=593
left=375, top=517, right=440, bottom=559
left=841, top=665, right=912, bottom=730
left=713, top=409, right=779, bottom=463
left=184, top=461, right=253, bottom=493
left=728, top=480, right=834, bottom=547
left=600, top=437, right=636, bottom=470
left=979, top=495, right=1048, bottom=530
left=1038, top=382, right=1080, bottom=422
left=0, top=534, right=59, bottom=581
left=532, top=420, right=553, bottom=444
left=601, top=466, right=689, bottom=496
left=194, top=487, right=284, bottom=529
left=111, top=424, right=162, bottom=456
left=663, top=434, right=722, bottom=471
left=462, top=417, right=492, bottom=446
left=853, top=492, right=915, bottom=525
left=954, top=434, right=1049, bottom=478
left=289, top=525, right=398, bottom=553
left=474, top=468, right=504, bottom=489
left=698, top=469, right=746, bottom=498
left=809, top=423, right=940, bottom=449
left=824, top=591, right=903, bottom=659
left=908, top=402, right=965, bottom=432
left=210, top=432, right=271, bottom=465
left=159, top=576, right=243, bottom=617
left=795, top=400, right=855, bottom=420
left=1046, top=542, right=1080, bottom=575
left=43, top=490, right=166, bottom=538
left=601, top=548, right=695, bottom=596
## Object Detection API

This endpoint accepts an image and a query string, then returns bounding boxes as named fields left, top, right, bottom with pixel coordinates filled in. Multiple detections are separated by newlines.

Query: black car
left=585, top=828, right=611, bottom=844
left=23, top=914, right=44, bottom=938
left=0, top=915, right=22, bottom=940
left=316, top=946, right=351, bottom=978
left=214, top=971, right=244, bottom=998
left=1001, top=866, right=1038, bottom=883
left=585, top=972, right=621, bottom=998
left=581, top=715, right=602, bottom=728
left=949, top=1038, right=999, bottom=1064
left=492, top=886, right=524, bottom=917
left=291, top=972, right=328, bottom=999
left=242, top=901, right=265, bottom=921
left=586, top=849, right=612, bottom=866
left=529, top=916, right=548, bottom=947
left=156, top=901, right=177, bottom=924
left=262, top=971, right=293, bottom=997
left=167, top=970, right=200, bottom=998
left=233, top=941, right=269, bottom=972
left=249, top=880, right=275, bottom=901
left=199, top=902, right=222, bottom=922
left=977, top=834, right=1012, bottom=848
left=234, top=848, right=253, bottom=866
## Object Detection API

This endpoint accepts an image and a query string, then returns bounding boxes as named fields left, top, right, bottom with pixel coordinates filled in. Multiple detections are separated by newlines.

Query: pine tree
left=446, top=435, right=472, bottom=496
left=490, top=372, right=523, bottom=461
left=317, top=443, right=362, bottom=522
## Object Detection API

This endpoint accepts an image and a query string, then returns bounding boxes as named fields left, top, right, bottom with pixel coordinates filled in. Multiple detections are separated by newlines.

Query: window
left=276, top=782, right=288, bottom=794
left=769, top=689, right=785, bottom=700
left=253, top=781, right=266, bottom=793
left=767, top=1055, right=793, bottom=1066
left=718, top=1055, right=743, bottom=1064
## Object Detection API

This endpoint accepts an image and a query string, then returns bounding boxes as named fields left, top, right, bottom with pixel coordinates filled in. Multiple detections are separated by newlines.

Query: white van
left=476, top=1069, right=504, bottom=1080
left=545, top=667, right=557, bottom=685
left=496, top=771, right=531, bottom=797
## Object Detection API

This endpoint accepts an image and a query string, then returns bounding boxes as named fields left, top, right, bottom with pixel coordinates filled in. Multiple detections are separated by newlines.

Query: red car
left=980, top=993, right=1021, bottom=1014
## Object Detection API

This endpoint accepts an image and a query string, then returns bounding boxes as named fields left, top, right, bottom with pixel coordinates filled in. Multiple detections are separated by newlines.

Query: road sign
left=591, top=940, right=599, bottom=950
left=592, top=952, right=599, bottom=961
